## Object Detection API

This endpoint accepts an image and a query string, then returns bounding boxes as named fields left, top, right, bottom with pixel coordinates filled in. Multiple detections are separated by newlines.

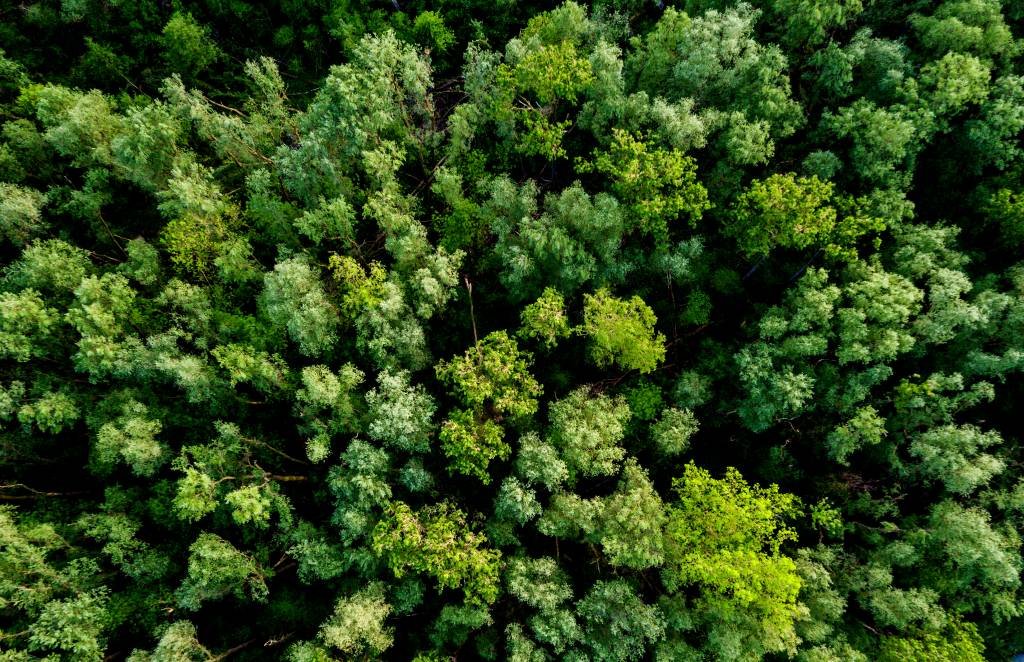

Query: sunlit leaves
left=663, top=464, right=803, bottom=658
left=439, top=408, right=508, bottom=483
left=519, top=288, right=571, bottom=350
left=318, top=583, right=394, bottom=657
left=93, top=400, right=165, bottom=477
left=0, top=183, right=47, bottom=246
left=436, top=331, right=542, bottom=420
left=547, top=387, right=630, bottom=481
left=176, top=533, right=268, bottom=610
left=729, top=173, right=836, bottom=258
left=372, top=501, right=502, bottom=606
left=581, top=289, right=666, bottom=374
left=261, top=258, right=339, bottom=357
left=578, top=129, right=709, bottom=244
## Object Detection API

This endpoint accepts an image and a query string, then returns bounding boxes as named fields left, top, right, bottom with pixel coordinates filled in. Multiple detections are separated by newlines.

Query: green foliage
left=909, top=424, right=1004, bottom=495
left=295, top=363, right=363, bottom=438
left=986, top=187, right=1024, bottom=246
left=439, top=408, right=509, bottom=482
left=4, top=2, right=1024, bottom=659
left=663, top=464, right=804, bottom=657
left=588, top=459, right=667, bottom=569
left=159, top=160, right=238, bottom=277
left=729, top=173, right=836, bottom=257
left=547, top=387, right=631, bottom=481
left=519, top=287, right=571, bottom=349
left=28, top=590, right=110, bottom=660
left=507, top=556, right=572, bottom=610
left=772, top=0, right=864, bottom=48
left=372, top=501, right=502, bottom=606
left=826, top=405, right=887, bottom=464
left=0, top=183, right=47, bottom=246
left=366, top=369, right=436, bottom=453
left=93, top=400, right=165, bottom=477
left=318, top=583, right=394, bottom=657
left=581, top=288, right=666, bottom=373
left=821, top=100, right=919, bottom=186
left=491, top=180, right=627, bottom=300
left=510, top=40, right=593, bottom=106
left=514, top=432, right=569, bottom=491
left=261, top=258, right=339, bottom=357
left=127, top=621, right=212, bottom=661
left=494, top=477, right=542, bottom=525
left=294, top=196, right=356, bottom=247
left=329, top=438, right=392, bottom=544
left=211, top=343, right=287, bottom=393
left=436, top=330, right=542, bottom=419
left=0, top=288, right=59, bottom=361
left=161, top=12, right=222, bottom=79
left=575, top=580, right=665, bottom=661
left=17, top=389, right=79, bottom=434
left=176, top=533, right=268, bottom=610
left=878, top=619, right=986, bottom=662
left=413, top=12, right=456, bottom=54
left=628, top=5, right=803, bottom=163
left=911, top=0, right=1018, bottom=61
left=578, top=129, right=710, bottom=243
left=2, top=239, right=90, bottom=292
left=651, top=407, right=699, bottom=456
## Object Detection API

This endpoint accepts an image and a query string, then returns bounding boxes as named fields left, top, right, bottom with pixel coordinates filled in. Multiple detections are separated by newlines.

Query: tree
left=2, top=239, right=91, bottom=293
left=507, top=556, right=573, bottom=611
left=127, top=621, right=213, bottom=661
left=909, top=424, right=1004, bottom=495
left=924, top=501, right=1021, bottom=619
left=587, top=459, right=666, bottom=569
left=330, top=256, right=432, bottom=371
left=365, top=369, right=436, bottom=454
left=770, top=0, right=864, bottom=48
left=519, top=287, right=571, bottom=349
left=5, top=1, right=1024, bottom=659
left=491, top=180, right=628, bottom=301
left=172, top=422, right=294, bottom=529
left=0, top=183, right=47, bottom=246
left=651, top=408, right=699, bottom=456
left=317, top=583, right=394, bottom=657
left=575, top=580, right=665, bottom=662
left=261, top=258, right=339, bottom=357
left=581, top=288, right=666, bottom=374
left=728, top=173, right=836, bottom=257
left=514, top=432, right=569, bottom=491
left=372, top=501, right=502, bottom=606
left=911, top=0, right=1017, bottom=61
left=158, top=158, right=239, bottom=278
left=294, top=363, right=364, bottom=460
left=328, top=439, right=392, bottom=546
left=28, top=590, right=110, bottom=660
left=92, top=399, right=165, bottom=477
left=821, top=100, right=920, bottom=186
left=878, top=619, right=986, bottom=662
left=436, top=331, right=542, bottom=420
left=627, top=5, right=803, bottom=165
left=160, top=12, right=222, bottom=79
left=547, top=387, right=631, bottom=481
left=176, top=534, right=268, bottom=610
left=0, top=506, right=111, bottom=659
left=494, top=477, right=542, bottom=525
left=439, top=408, right=508, bottom=483
left=0, top=288, right=59, bottom=362
left=662, top=464, right=804, bottom=658
left=577, top=129, right=710, bottom=244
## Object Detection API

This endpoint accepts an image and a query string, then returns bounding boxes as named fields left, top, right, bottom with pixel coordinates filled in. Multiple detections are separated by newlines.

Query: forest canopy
left=2, top=0, right=1024, bottom=660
